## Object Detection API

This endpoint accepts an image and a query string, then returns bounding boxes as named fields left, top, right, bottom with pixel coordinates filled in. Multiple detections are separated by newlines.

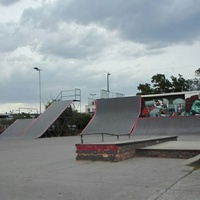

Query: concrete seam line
left=147, top=169, right=194, bottom=200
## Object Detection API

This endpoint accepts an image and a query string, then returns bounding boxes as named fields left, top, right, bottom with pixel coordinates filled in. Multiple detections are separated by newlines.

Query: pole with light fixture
left=107, top=72, right=111, bottom=92
left=33, top=67, right=42, bottom=114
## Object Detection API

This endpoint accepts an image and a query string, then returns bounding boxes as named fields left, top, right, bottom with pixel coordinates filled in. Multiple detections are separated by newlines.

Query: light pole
left=34, top=67, right=42, bottom=114
left=107, top=72, right=111, bottom=92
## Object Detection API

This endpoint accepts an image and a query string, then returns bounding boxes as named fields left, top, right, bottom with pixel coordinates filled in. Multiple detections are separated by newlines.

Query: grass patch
left=193, top=165, right=200, bottom=170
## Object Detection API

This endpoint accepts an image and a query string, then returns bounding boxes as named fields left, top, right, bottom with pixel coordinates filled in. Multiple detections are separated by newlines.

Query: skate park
left=0, top=91, right=200, bottom=199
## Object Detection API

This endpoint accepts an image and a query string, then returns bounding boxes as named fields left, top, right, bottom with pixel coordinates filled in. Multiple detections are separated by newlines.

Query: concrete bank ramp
left=82, top=96, right=141, bottom=136
left=133, top=116, right=200, bottom=136
left=0, top=119, right=35, bottom=139
left=0, top=100, right=72, bottom=139
left=20, top=100, right=72, bottom=139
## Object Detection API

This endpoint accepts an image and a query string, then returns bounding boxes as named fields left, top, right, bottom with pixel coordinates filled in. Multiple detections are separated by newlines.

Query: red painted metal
left=76, top=144, right=119, bottom=151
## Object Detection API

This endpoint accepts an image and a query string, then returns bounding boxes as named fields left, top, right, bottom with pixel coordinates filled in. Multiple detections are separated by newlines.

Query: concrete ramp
left=0, top=100, right=72, bottom=139
left=82, top=96, right=141, bottom=136
left=133, top=116, right=200, bottom=136
left=137, top=141, right=200, bottom=159
left=0, top=119, right=35, bottom=139
left=20, top=100, right=72, bottom=138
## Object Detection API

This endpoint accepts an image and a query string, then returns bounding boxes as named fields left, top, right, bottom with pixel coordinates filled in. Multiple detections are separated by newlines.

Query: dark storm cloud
left=53, top=0, right=200, bottom=47
left=38, top=25, right=112, bottom=59
left=21, top=6, right=55, bottom=30
left=19, top=0, right=200, bottom=50
left=4, top=0, right=200, bottom=57
left=0, top=0, right=20, bottom=6
left=20, top=2, right=117, bottom=59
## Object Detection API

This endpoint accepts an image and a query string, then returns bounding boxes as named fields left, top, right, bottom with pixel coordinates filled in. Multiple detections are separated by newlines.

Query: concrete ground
left=0, top=135, right=200, bottom=200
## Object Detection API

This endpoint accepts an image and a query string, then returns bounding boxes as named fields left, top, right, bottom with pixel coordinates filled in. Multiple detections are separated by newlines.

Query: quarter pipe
left=82, top=96, right=141, bottom=136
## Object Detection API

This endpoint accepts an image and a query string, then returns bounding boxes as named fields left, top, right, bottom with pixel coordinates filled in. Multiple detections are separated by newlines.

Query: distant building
left=85, top=98, right=96, bottom=115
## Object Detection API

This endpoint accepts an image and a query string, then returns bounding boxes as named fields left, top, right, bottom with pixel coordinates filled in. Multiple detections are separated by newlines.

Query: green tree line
left=136, top=73, right=190, bottom=95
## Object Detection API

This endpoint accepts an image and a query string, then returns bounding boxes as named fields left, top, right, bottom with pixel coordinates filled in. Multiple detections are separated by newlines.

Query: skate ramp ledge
left=137, top=141, right=200, bottom=159
left=76, top=136, right=177, bottom=162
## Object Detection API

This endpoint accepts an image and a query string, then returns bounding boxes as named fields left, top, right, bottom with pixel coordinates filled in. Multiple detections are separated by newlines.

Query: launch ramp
left=0, top=100, right=72, bottom=139
left=133, top=116, right=200, bottom=136
left=82, top=96, right=141, bottom=136
left=0, top=119, right=35, bottom=139
left=20, top=100, right=73, bottom=138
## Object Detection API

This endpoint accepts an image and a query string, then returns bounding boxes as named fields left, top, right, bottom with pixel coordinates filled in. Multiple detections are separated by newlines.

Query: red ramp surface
left=82, top=96, right=141, bottom=136
left=133, top=116, right=200, bottom=136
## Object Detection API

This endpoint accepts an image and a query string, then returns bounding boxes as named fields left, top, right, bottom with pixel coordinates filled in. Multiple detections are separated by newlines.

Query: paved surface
left=0, top=135, right=200, bottom=200
left=82, top=96, right=141, bottom=136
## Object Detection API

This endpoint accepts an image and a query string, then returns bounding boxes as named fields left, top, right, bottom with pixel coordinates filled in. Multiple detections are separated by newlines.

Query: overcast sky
left=0, top=0, right=200, bottom=113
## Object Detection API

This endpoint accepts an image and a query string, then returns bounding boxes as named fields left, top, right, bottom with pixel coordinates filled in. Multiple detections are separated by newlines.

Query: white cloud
left=38, top=22, right=118, bottom=59
left=0, top=0, right=200, bottom=113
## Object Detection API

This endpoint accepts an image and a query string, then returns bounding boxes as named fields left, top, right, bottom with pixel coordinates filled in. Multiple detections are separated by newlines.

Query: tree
left=170, top=74, right=189, bottom=92
left=44, top=100, right=92, bottom=137
left=136, top=73, right=189, bottom=95
left=137, top=83, right=154, bottom=95
left=151, top=74, right=172, bottom=93
left=75, top=113, right=92, bottom=130
left=195, top=68, right=200, bottom=77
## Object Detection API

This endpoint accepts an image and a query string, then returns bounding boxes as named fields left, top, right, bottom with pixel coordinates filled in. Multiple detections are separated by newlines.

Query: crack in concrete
left=147, top=169, right=194, bottom=200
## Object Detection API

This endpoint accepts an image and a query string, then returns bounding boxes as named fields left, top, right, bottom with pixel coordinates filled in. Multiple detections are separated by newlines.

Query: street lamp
left=33, top=67, right=42, bottom=114
left=107, top=72, right=111, bottom=92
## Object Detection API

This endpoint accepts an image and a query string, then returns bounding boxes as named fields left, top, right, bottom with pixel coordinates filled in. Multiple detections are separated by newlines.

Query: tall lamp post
left=34, top=67, right=42, bottom=114
left=107, top=72, right=111, bottom=92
